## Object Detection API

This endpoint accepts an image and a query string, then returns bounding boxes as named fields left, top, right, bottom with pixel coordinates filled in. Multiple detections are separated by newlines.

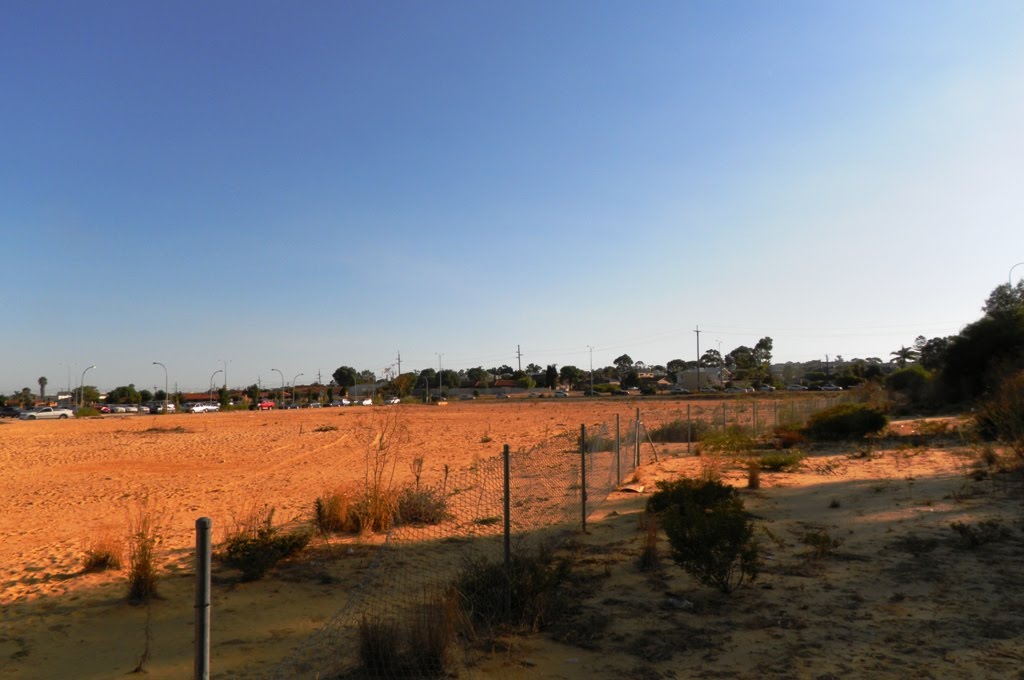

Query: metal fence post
left=615, top=413, right=621, bottom=486
left=634, top=408, right=641, bottom=467
left=580, top=424, right=587, bottom=532
left=753, top=401, right=758, bottom=435
left=687, top=403, right=691, bottom=455
left=503, top=444, right=511, bottom=571
left=195, top=517, right=211, bottom=680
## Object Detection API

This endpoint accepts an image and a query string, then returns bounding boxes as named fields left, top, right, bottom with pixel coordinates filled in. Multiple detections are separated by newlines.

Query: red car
left=257, top=399, right=275, bottom=411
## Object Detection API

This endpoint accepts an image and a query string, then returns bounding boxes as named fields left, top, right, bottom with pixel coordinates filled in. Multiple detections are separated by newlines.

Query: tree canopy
left=332, top=366, right=358, bottom=387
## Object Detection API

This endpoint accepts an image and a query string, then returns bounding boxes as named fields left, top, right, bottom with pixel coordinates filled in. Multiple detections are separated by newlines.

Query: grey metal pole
left=634, top=407, right=641, bottom=467
left=615, top=413, right=620, bottom=486
left=503, top=444, right=511, bottom=571
left=753, top=401, right=758, bottom=436
left=195, top=517, right=212, bottom=680
left=687, top=403, right=691, bottom=455
left=580, top=424, right=587, bottom=532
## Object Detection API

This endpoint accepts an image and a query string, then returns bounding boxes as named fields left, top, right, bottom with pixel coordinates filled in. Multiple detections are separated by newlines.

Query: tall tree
left=889, top=346, right=919, bottom=368
left=37, top=376, right=47, bottom=400
left=525, top=363, right=542, bottom=373
left=613, top=354, right=634, bottom=371
left=332, top=366, right=358, bottom=388
left=753, top=337, right=773, bottom=366
left=982, top=280, right=1024, bottom=316
left=466, top=367, right=491, bottom=386
left=560, top=365, right=582, bottom=386
left=544, top=364, right=558, bottom=389
left=700, top=349, right=723, bottom=367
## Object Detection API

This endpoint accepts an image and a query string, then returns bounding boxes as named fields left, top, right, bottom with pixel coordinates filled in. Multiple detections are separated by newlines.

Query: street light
left=79, top=365, right=95, bottom=408
left=1010, top=262, right=1024, bottom=288
left=292, top=373, right=304, bottom=406
left=209, top=369, right=223, bottom=406
left=436, top=353, right=443, bottom=399
left=272, top=368, right=284, bottom=404
left=219, top=359, right=230, bottom=389
left=153, top=362, right=168, bottom=413
left=587, top=345, right=594, bottom=395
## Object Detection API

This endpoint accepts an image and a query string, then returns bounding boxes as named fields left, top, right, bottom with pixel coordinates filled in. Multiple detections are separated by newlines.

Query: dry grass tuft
left=313, top=487, right=357, bottom=534
left=82, top=533, right=123, bottom=573
left=126, top=506, right=160, bottom=604
left=637, top=511, right=659, bottom=571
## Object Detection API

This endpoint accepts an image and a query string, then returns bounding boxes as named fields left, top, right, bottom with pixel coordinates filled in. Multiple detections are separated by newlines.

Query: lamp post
left=153, top=362, right=168, bottom=413
left=1010, top=262, right=1024, bottom=288
left=272, top=368, right=284, bottom=404
left=292, top=373, right=304, bottom=407
left=79, top=365, right=95, bottom=408
left=436, top=353, right=443, bottom=399
left=209, top=369, right=222, bottom=406
left=587, top=345, right=594, bottom=395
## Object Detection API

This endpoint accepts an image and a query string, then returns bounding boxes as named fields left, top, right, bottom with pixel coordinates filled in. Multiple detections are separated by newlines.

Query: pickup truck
left=20, top=406, right=75, bottom=420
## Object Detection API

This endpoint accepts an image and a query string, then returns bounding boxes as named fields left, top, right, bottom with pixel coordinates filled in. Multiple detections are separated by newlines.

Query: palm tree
left=38, top=376, right=48, bottom=400
left=889, top=346, right=919, bottom=369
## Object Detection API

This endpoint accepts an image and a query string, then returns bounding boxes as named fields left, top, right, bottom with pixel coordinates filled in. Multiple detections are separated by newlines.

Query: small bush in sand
left=700, top=426, right=756, bottom=454
left=396, top=485, right=448, bottom=525
left=758, top=451, right=805, bottom=472
left=223, top=505, right=312, bottom=581
left=357, top=594, right=457, bottom=679
left=950, top=520, right=1012, bottom=549
left=800, top=529, right=842, bottom=559
left=804, top=403, right=887, bottom=441
left=975, top=371, right=1024, bottom=460
left=746, top=459, right=761, bottom=489
left=352, top=490, right=399, bottom=534
left=771, top=424, right=805, bottom=449
left=313, top=488, right=357, bottom=534
left=82, top=534, right=123, bottom=573
left=637, top=511, right=659, bottom=572
left=649, top=478, right=759, bottom=594
left=649, top=419, right=708, bottom=443
left=126, top=508, right=160, bottom=604
left=454, top=544, right=570, bottom=633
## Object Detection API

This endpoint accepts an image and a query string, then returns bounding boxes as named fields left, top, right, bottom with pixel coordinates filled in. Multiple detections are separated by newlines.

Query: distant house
left=674, top=367, right=731, bottom=390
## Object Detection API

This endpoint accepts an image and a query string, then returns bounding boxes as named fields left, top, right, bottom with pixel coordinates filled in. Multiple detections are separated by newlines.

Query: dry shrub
left=746, top=459, right=761, bottom=489
left=975, top=371, right=1024, bottom=460
left=83, top=533, right=123, bottom=573
left=358, top=408, right=408, bottom=533
left=396, top=485, right=448, bottom=525
left=649, top=419, right=708, bottom=443
left=637, top=511, right=659, bottom=571
left=800, top=528, right=842, bottom=560
left=313, top=487, right=357, bottom=534
left=353, top=489, right=399, bottom=534
left=357, top=593, right=457, bottom=678
left=126, top=506, right=160, bottom=604
left=771, top=424, right=804, bottom=449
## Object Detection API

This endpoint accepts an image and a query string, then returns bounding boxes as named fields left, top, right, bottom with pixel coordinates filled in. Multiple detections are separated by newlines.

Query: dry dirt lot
left=2, top=399, right=1023, bottom=679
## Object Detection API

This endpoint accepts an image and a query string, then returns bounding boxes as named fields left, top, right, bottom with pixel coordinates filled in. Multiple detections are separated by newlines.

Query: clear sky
left=3, top=1, right=1023, bottom=393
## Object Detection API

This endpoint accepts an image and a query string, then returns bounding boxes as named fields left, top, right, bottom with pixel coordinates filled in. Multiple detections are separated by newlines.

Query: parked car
left=496, top=393, right=510, bottom=399
left=257, top=399, right=275, bottom=410
left=614, top=389, right=631, bottom=396
left=821, top=384, right=843, bottom=391
left=20, top=406, right=75, bottom=420
left=189, top=402, right=219, bottom=413
left=358, top=398, right=373, bottom=406
left=786, top=385, right=809, bottom=391
left=459, top=394, right=476, bottom=400
left=758, top=385, right=776, bottom=392
left=384, top=396, right=401, bottom=405
left=0, top=406, right=23, bottom=418
left=670, top=388, right=690, bottom=395
left=554, top=390, right=569, bottom=398
left=306, top=402, right=322, bottom=408
left=724, top=387, right=744, bottom=393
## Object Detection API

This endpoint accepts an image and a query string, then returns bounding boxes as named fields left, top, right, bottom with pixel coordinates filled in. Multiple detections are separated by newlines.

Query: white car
left=20, top=406, right=75, bottom=420
left=358, top=398, right=373, bottom=406
left=384, top=396, right=401, bottom=405
left=821, top=384, right=844, bottom=391
left=554, top=390, right=569, bottom=398
left=189, top=402, right=220, bottom=413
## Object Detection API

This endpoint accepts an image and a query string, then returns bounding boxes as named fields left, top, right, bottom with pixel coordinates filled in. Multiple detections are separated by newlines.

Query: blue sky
left=3, top=1, right=1023, bottom=393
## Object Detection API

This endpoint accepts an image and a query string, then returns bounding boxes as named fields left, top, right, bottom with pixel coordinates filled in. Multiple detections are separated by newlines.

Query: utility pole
left=694, top=326, right=702, bottom=392
left=396, top=350, right=402, bottom=377
left=516, top=345, right=522, bottom=372
left=587, top=345, right=594, bottom=395
left=436, top=353, right=443, bottom=397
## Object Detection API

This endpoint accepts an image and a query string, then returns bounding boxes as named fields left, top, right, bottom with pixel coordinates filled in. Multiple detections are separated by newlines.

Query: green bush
left=655, top=479, right=759, bottom=593
left=77, top=407, right=100, bottom=417
left=885, top=364, right=931, bottom=392
left=804, top=403, right=887, bottom=441
left=646, top=477, right=738, bottom=515
left=396, top=486, right=448, bottom=525
left=454, top=545, right=569, bottom=632
left=974, top=371, right=1024, bottom=459
left=649, top=419, right=709, bottom=443
left=757, top=451, right=804, bottom=472
left=700, top=426, right=756, bottom=453
left=224, top=510, right=312, bottom=581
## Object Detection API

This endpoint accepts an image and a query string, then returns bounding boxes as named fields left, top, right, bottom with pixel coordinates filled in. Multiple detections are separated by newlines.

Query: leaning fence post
left=580, top=424, right=587, bottom=532
left=502, top=444, right=511, bottom=571
left=753, top=401, right=758, bottom=435
left=195, top=517, right=211, bottom=680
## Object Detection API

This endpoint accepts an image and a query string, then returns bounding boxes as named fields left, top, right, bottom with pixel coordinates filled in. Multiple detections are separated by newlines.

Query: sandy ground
left=2, top=399, right=1023, bottom=679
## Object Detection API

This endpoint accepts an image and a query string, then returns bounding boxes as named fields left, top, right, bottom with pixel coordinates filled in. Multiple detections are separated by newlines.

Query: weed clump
left=313, top=488, right=357, bottom=534
left=454, top=545, right=569, bottom=633
left=757, top=451, right=805, bottom=472
left=804, top=403, right=887, bottom=441
left=637, top=512, right=659, bottom=571
left=357, top=594, right=456, bottom=678
left=83, top=535, right=123, bottom=573
left=396, top=485, right=448, bottom=525
left=950, top=520, right=1012, bottom=548
left=223, top=506, right=311, bottom=581
left=647, top=478, right=759, bottom=593
left=126, top=508, right=160, bottom=604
